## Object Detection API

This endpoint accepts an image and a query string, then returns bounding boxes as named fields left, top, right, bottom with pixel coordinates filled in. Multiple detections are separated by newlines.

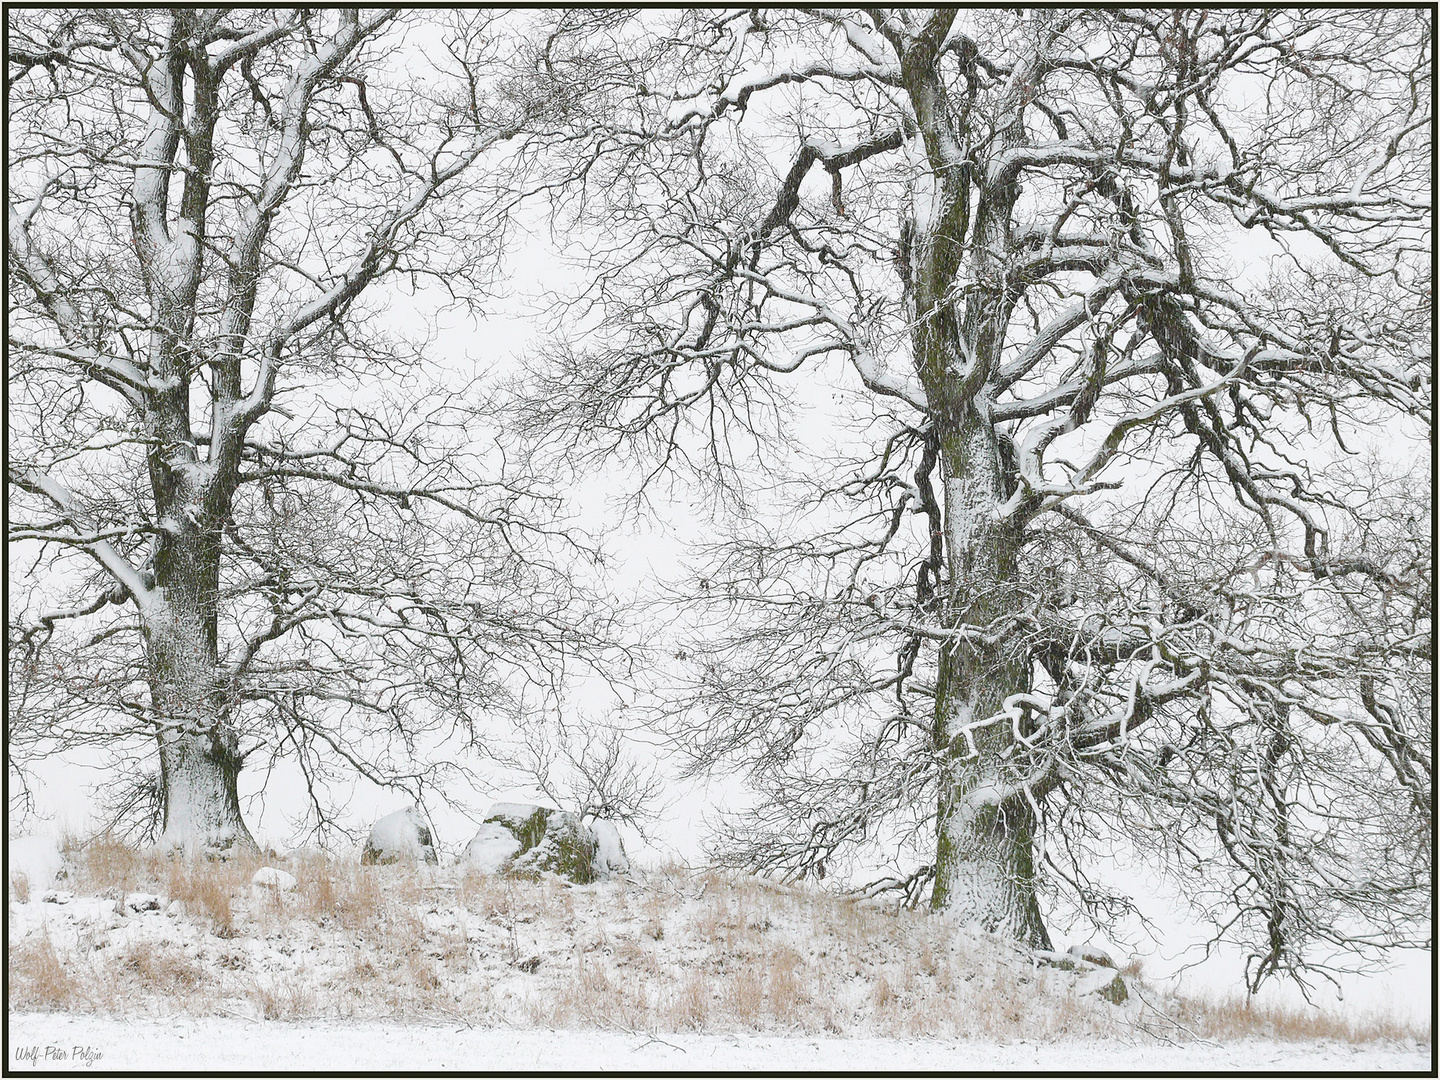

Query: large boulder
left=461, top=803, right=628, bottom=884
left=1078, top=967, right=1130, bottom=1005
left=361, top=805, right=438, bottom=866
left=461, top=823, right=523, bottom=873
left=511, top=811, right=598, bottom=882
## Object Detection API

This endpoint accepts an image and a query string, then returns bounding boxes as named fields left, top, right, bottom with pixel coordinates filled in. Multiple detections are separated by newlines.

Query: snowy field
left=9, top=844, right=1430, bottom=1074
left=7, top=1013, right=1433, bottom=1072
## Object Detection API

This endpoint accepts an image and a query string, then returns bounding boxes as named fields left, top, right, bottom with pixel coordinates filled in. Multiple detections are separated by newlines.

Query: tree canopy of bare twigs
left=7, top=9, right=626, bottom=851
left=520, top=8, right=1431, bottom=993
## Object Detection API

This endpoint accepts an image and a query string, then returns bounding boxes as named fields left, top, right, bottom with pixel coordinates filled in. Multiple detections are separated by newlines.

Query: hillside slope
left=9, top=844, right=1428, bottom=1070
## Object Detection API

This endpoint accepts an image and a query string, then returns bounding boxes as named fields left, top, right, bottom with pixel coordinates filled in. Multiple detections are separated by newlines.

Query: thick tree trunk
left=929, top=413, right=1051, bottom=948
left=902, top=36, right=1049, bottom=938
left=155, top=726, right=252, bottom=854
left=145, top=508, right=255, bottom=855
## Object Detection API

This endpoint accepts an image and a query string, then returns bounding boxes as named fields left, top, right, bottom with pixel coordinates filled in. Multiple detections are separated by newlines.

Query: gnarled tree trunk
left=898, top=11, right=1053, bottom=947
left=929, top=417, right=1049, bottom=947
left=145, top=472, right=255, bottom=854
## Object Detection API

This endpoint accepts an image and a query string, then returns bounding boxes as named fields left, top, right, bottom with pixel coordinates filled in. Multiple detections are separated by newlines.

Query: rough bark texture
left=145, top=514, right=255, bottom=854
left=111, top=10, right=367, bottom=853
left=926, top=416, right=1050, bottom=948
left=888, top=11, right=1055, bottom=946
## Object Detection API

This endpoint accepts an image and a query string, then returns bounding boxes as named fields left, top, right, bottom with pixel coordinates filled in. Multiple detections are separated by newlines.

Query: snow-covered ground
left=7, top=1014, right=1430, bottom=1072
left=9, top=846, right=1430, bottom=1072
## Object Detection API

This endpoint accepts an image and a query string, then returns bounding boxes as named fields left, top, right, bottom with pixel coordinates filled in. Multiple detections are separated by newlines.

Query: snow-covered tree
left=7, top=9, right=618, bottom=852
left=525, top=8, right=1430, bottom=987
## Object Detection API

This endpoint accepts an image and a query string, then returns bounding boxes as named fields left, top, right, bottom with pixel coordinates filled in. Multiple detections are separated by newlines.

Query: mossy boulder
left=461, top=803, right=628, bottom=885
left=460, top=823, right=523, bottom=873
left=480, top=804, right=552, bottom=851
left=1072, top=966, right=1129, bottom=1005
left=511, top=811, right=598, bottom=882
left=1095, top=973, right=1129, bottom=1005
left=1067, top=943, right=1116, bottom=969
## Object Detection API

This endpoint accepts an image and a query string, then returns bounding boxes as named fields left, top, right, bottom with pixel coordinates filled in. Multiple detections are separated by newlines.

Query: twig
left=431, top=1002, right=475, bottom=1031
left=1126, top=981, right=1215, bottom=1047
left=607, top=1021, right=687, bottom=1054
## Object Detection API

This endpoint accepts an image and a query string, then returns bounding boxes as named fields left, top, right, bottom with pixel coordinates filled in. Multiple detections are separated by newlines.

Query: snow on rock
left=1037, top=948, right=1099, bottom=972
left=1077, top=967, right=1129, bottom=1004
left=9, top=836, right=66, bottom=893
left=1068, top=943, right=1116, bottom=969
left=460, top=823, right=521, bottom=873
left=461, top=804, right=628, bottom=884
left=590, top=818, right=629, bottom=877
left=482, top=804, right=552, bottom=846
left=251, top=867, right=297, bottom=892
left=510, top=811, right=597, bottom=883
left=361, top=806, right=437, bottom=866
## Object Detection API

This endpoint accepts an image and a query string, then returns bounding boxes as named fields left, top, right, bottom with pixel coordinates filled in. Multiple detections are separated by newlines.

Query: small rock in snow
left=361, top=806, right=438, bottom=866
left=1035, top=949, right=1088, bottom=971
left=1077, top=968, right=1129, bottom=1004
left=251, top=867, right=298, bottom=892
left=1067, top=943, right=1116, bottom=969
left=1098, top=974, right=1129, bottom=1004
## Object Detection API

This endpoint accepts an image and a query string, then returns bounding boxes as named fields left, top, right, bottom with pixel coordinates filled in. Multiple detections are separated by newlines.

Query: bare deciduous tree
left=7, top=9, right=618, bottom=852
left=526, top=8, right=1430, bottom=988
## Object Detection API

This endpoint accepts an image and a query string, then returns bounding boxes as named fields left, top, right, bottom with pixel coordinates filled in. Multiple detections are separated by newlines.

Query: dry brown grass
left=1174, top=991, right=1431, bottom=1045
left=873, top=972, right=897, bottom=1012
left=723, top=966, right=766, bottom=1026
left=768, top=947, right=805, bottom=1026
left=294, top=859, right=386, bottom=933
left=9, top=937, right=84, bottom=1010
left=115, top=939, right=211, bottom=994
left=164, top=860, right=238, bottom=934
left=9, top=844, right=1429, bottom=1046
left=68, top=834, right=145, bottom=894
left=250, top=971, right=316, bottom=1021
left=457, top=867, right=501, bottom=912
left=668, top=969, right=711, bottom=1030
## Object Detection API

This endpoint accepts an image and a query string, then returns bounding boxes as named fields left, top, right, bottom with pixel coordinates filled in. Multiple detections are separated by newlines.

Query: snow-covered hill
left=8, top=844, right=1429, bottom=1071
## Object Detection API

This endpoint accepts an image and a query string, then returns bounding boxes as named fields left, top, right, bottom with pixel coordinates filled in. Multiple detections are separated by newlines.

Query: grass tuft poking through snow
left=9, top=937, right=80, bottom=1010
left=7, top=847, right=1429, bottom=1050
